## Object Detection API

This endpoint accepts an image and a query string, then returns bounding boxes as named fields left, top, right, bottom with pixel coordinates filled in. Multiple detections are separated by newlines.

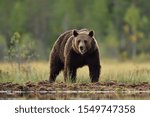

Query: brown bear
left=49, top=29, right=101, bottom=83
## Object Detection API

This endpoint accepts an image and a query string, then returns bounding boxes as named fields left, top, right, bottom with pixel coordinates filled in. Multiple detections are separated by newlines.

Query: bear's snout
left=79, top=42, right=86, bottom=55
left=80, top=46, right=84, bottom=51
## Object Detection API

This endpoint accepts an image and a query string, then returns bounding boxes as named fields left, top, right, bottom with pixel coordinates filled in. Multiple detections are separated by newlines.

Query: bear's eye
left=77, top=40, right=80, bottom=44
left=84, top=40, right=87, bottom=43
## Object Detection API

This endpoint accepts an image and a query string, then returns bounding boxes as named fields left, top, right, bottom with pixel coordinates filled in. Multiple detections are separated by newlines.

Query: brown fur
left=49, top=29, right=101, bottom=83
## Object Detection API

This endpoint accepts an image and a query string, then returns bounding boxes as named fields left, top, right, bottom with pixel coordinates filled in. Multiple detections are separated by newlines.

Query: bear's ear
left=88, top=30, right=94, bottom=37
left=73, top=30, right=78, bottom=37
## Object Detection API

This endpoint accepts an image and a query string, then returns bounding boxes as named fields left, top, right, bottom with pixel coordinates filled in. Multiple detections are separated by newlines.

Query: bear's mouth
left=79, top=48, right=87, bottom=55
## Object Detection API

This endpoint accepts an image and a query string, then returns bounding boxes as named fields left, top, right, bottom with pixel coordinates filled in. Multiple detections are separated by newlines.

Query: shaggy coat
left=49, top=29, right=101, bottom=83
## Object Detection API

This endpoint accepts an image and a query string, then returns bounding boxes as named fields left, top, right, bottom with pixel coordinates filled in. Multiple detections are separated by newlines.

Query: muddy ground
left=0, top=81, right=150, bottom=99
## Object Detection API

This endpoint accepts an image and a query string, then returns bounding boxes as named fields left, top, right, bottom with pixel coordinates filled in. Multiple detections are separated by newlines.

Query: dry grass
left=0, top=60, right=150, bottom=84
left=101, top=60, right=150, bottom=83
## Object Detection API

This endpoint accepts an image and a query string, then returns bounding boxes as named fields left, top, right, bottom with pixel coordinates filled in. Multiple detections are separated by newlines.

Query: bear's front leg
left=89, top=64, right=101, bottom=82
left=87, top=51, right=101, bottom=82
left=69, top=68, right=77, bottom=83
left=64, top=67, right=77, bottom=83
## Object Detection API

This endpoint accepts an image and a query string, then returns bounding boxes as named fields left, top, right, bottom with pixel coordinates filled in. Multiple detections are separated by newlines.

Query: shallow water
left=1, top=81, right=150, bottom=100
left=0, top=91, right=150, bottom=100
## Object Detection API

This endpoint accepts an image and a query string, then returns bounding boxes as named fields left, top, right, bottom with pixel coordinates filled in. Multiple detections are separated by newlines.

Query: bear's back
left=57, top=29, right=89, bottom=46
left=55, top=30, right=72, bottom=47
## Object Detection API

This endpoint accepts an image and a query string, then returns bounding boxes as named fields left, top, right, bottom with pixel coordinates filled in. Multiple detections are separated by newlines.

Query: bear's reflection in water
left=0, top=91, right=150, bottom=100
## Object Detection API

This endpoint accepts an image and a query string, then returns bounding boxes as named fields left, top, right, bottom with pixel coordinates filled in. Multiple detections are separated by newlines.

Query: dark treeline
left=0, top=0, right=150, bottom=60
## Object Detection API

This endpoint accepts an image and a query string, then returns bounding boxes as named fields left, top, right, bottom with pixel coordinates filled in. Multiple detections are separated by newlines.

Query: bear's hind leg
left=49, top=58, right=63, bottom=83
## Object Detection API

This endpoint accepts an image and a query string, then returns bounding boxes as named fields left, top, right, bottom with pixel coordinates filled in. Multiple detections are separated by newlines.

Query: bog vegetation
left=0, top=61, right=150, bottom=84
left=0, top=0, right=150, bottom=84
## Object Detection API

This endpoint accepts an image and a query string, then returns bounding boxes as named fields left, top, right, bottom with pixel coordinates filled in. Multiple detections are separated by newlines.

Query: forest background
left=0, top=0, right=150, bottom=62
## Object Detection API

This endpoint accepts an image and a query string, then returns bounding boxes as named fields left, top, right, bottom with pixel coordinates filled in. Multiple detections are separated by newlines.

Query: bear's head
left=72, top=29, right=96, bottom=55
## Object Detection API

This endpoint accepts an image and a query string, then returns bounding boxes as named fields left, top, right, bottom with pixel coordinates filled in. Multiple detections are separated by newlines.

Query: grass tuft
left=0, top=61, right=150, bottom=84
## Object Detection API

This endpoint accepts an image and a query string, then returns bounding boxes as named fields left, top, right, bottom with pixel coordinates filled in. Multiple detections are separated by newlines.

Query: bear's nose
left=80, top=46, right=84, bottom=51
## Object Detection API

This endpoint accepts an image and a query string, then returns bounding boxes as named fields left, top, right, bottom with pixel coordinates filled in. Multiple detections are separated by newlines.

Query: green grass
left=0, top=62, right=48, bottom=84
left=0, top=60, right=150, bottom=84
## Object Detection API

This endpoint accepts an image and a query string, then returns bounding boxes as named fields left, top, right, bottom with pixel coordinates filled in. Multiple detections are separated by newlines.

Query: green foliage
left=124, top=4, right=148, bottom=58
left=105, top=22, right=118, bottom=48
left=8, top=32, right=37, bottom=63
left=9, top=1, right=27, bottom=32
left=103, top=22, right=119, bottom=58
left=124, top=5, right=141, bottom=31
left=0, top=0, right=150, bottom=60
left=0, top=35, right=7, bottom=60
left=8, top=32, right=21, bottom=61
left=91, top=0, right=110, bottom=32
